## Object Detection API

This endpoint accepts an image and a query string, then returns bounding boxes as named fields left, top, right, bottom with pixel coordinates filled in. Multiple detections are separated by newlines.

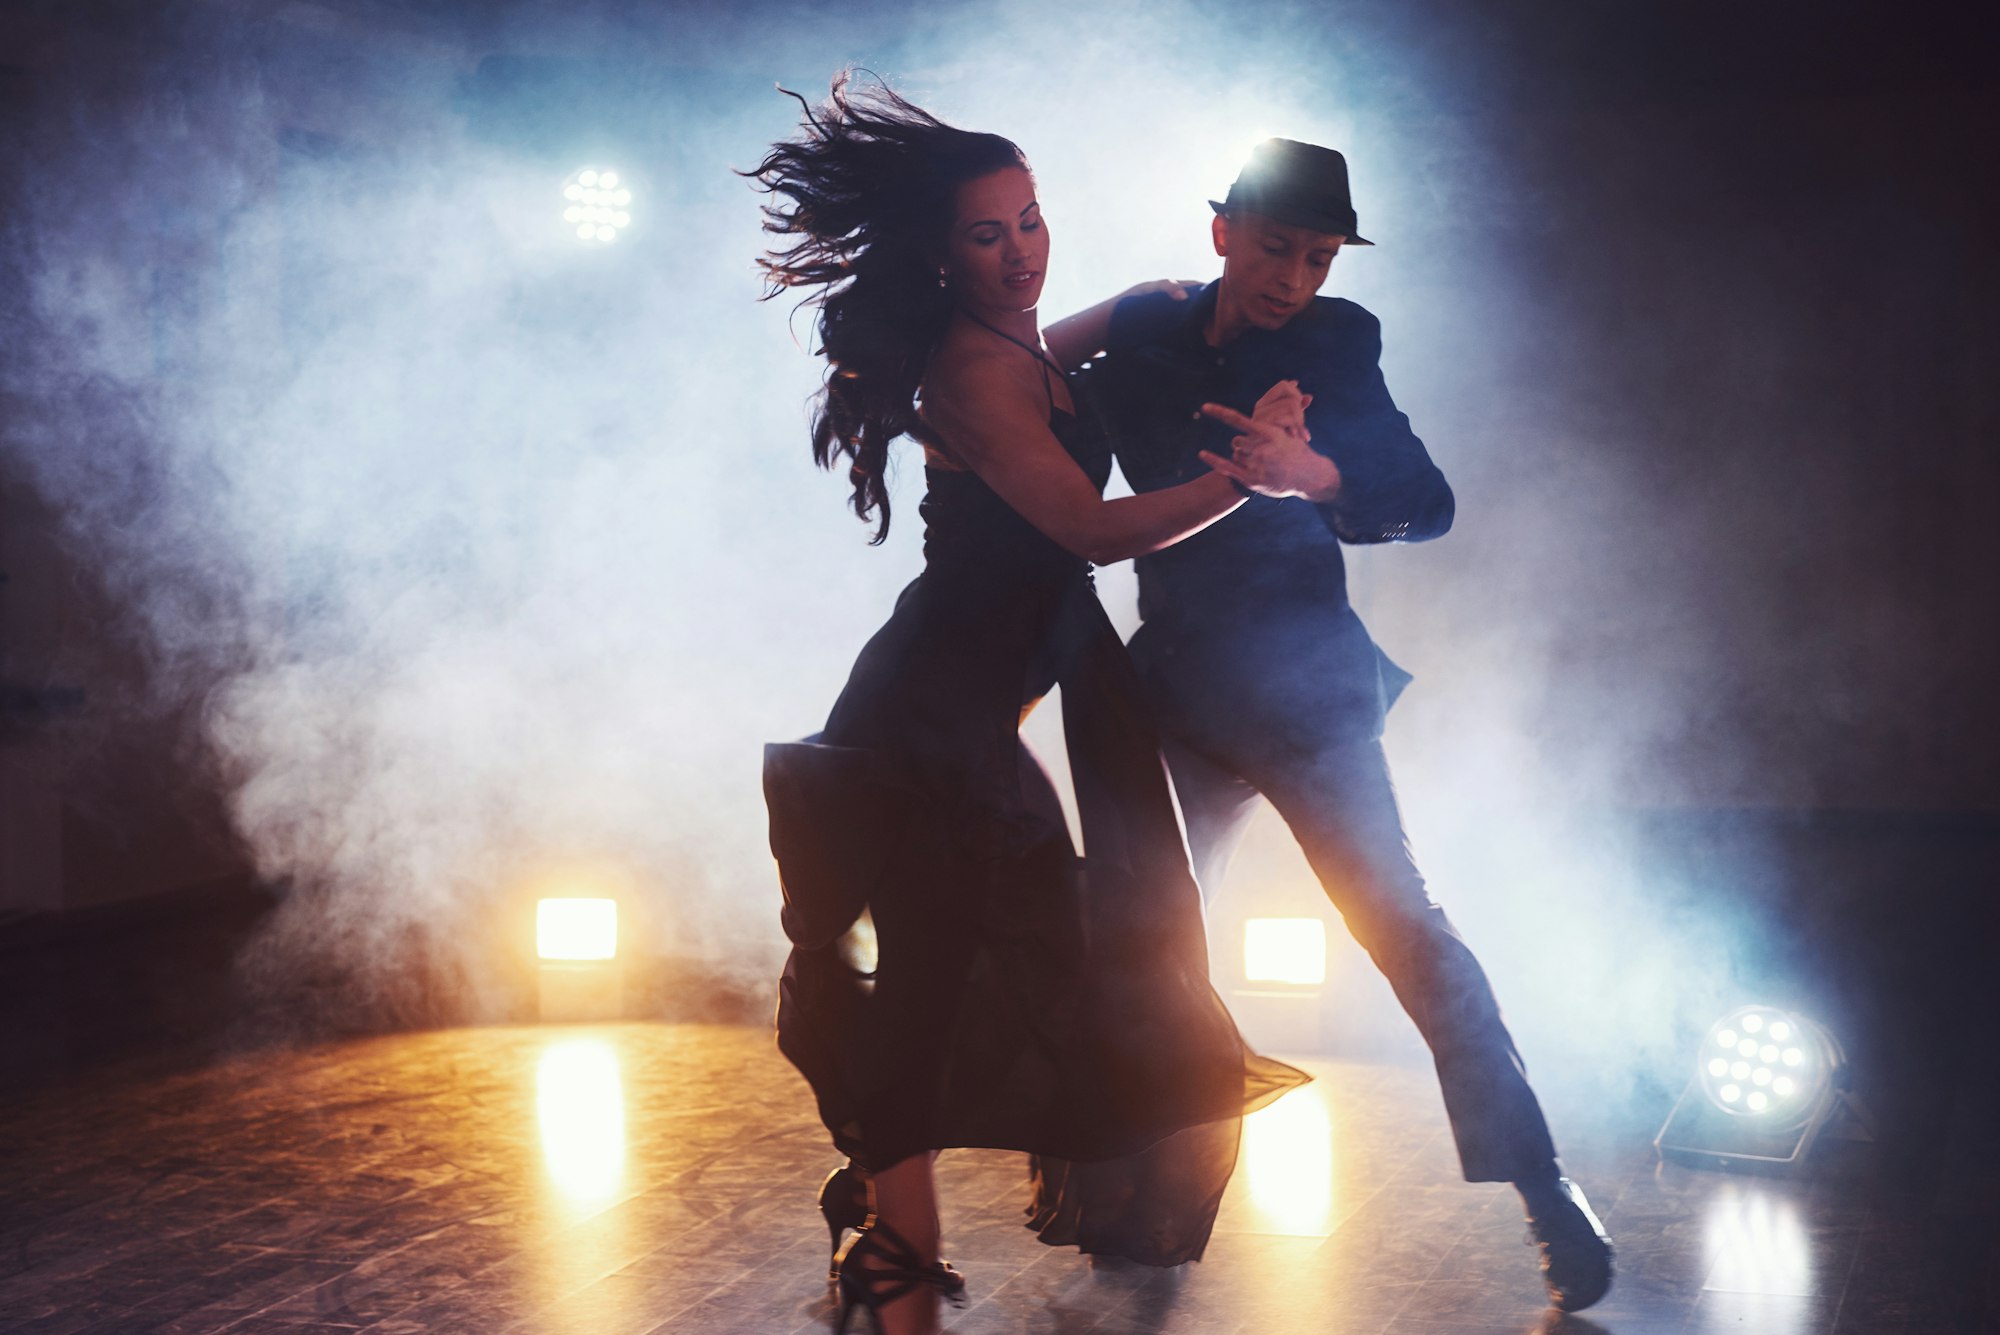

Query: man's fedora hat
left=1210, top=138, right=1373, bottom=245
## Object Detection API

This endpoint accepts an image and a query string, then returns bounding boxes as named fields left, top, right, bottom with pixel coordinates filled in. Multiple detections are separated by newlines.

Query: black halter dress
left=763, top=371, right=1306, bottom=1264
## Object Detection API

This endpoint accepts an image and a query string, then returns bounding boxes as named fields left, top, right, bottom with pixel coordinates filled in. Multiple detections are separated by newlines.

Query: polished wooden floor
left=0, top=1021, right=1976, bottom=1334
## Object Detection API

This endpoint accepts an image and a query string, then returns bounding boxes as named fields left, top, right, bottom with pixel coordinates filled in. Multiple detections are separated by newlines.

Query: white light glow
left=1243, top=918, right=1327, bottom=986
left=536, top=1038, right=626, bottom=1205
left=1243, top=1086, right=1334, bottom=1236
left=537, top=898, right=618, bottom=961
left=563, top=169, right=635, bottom=246
left=1698, top=1006, right=1839, bottom=1122
left=1705, top=1186, right=1814, bottom=1301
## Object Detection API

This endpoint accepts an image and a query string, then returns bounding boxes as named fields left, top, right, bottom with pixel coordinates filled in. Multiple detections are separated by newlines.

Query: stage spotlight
left=560, top=166, right=633, bottom=246
left=1695, top=1005, right=1831, bottom=1127
left=538, top=897, right=617, bottom=961
left=537, top=897, right=623, bottom=1021
left=1656, top=1005, right=1865, bottom=1173
left=1244, top=917, right=1327, bottom=986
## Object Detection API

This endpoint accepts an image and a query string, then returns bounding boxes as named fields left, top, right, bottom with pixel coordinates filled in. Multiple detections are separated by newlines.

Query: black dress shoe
left=1523, top=1177, right=1614, bottom=1312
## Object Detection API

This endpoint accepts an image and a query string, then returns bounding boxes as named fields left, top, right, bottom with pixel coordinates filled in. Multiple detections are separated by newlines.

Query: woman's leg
left=858, top=1152, right=941, bottom=1334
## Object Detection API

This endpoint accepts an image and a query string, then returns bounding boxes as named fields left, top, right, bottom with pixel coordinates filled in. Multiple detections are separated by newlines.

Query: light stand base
left=1655, top=1080, right=1873, bottom=1174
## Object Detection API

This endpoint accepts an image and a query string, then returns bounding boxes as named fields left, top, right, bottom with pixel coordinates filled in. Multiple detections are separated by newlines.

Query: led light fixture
left=561, top=166, right=633, bottom=245
left=1656, top=1005, right=1864, bottom=1173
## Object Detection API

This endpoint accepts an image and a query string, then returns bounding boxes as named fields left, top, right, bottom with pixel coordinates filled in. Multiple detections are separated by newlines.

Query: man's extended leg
left=1159, top=733, right=1264, bottom=905
left=1245, top=732, right=1552, bottom=1179
left=1247, top=733, right=1612, bottom=1309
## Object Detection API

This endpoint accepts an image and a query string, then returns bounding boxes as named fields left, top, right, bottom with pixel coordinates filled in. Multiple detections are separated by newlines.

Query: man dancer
left=1081, top=139, right=1615, bottom=1311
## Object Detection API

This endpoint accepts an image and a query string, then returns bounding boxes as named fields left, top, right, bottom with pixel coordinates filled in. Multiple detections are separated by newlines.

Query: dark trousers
left=1160, top=724, right=1559, bottom=1183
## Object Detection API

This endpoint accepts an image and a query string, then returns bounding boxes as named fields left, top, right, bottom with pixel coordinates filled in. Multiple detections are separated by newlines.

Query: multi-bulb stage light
left=561, top=167, right=632, bottom=245
left=1657, top=1004, right=1861, bottom=1172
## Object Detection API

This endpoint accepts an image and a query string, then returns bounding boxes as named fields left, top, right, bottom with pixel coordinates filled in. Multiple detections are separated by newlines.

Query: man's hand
left=1197, top=384, right=1343, bottom=502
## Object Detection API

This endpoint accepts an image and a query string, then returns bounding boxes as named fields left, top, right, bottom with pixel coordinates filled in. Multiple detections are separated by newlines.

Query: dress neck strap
left=959, top=309, right=1063, bottom=408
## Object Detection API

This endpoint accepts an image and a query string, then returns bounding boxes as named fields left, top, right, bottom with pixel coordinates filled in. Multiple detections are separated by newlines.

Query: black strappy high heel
left=818, top=1163, right=870, bottom=1280
left=833, top=1216, right=967, bottom=1334
left=818, top=1163, right=969, bottom=1296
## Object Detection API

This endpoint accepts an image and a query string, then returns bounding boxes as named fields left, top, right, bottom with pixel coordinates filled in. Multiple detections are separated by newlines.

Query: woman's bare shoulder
left=919, top=341, right=1052, bottom=470
left=925, top=335, right=1040, bottom=422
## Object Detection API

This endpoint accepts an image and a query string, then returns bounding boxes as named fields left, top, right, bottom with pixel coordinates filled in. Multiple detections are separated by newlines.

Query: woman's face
left=943, top=165, right=1049, bottom=314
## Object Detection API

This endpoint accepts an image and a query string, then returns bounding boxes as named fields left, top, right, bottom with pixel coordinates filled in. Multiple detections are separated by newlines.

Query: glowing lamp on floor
left=1656, top=1005, right=1866, bottom=1172
left=538, top=898, right=618, bottom=961
left=536, top=897, right=624, bottom=1022
left=1231, top=916, right=1330, bottom=1052
left=1244, top=918, right=1328, bottom=986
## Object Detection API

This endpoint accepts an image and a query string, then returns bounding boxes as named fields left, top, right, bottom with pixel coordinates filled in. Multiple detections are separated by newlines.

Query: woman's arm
left=924, top=357, right=1239, bottom=565
left=1042, top=280, right=1199, bottom=370
left=924, top=364, right=1318, bottom=566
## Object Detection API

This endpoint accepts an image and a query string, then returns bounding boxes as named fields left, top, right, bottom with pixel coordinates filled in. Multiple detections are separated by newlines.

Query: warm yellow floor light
left=537, top=897, right=619, bottom=961
left=536, top=897, right=624, bottom=1021
left=1244, top=917, right=1328, bottom=986
left=535, top=1037, right=627, bottom=1205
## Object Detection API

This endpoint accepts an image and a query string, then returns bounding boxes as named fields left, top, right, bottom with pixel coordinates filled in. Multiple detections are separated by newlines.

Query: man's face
left=1212, top=210, right=1345, bottom=336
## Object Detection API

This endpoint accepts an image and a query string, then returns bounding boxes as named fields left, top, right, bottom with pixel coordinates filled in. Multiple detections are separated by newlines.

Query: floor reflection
left=1702, top=1178, right=1815, bottom=1297
left=1, top=1025, right=1954, bottom=1334
left=1241, top=1081, right=1336, bottom=1236
left=535, top=1034, right=627, bottom=1208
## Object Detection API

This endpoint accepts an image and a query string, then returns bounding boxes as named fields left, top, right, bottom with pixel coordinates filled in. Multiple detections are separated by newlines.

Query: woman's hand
left=1044, top=280, right=1201, bottom=369
left=1197, top=381, right=1343, bottom=502
left=1248, top=379, right=1312, bottom=441
left=1119, top=278, right=1203, bottom=303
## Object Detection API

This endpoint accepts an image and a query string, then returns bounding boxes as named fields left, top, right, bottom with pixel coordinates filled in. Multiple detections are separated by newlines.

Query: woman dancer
left=749, top=77, right=1313, bottom=1334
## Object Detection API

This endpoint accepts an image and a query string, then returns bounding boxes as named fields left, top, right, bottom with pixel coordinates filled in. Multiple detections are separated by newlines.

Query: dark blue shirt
left=1083, top=281, right=1452, bottom=630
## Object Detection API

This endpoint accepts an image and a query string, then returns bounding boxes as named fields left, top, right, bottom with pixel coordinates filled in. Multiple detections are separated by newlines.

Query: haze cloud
left=3, top=0, right=1891, bottom=1111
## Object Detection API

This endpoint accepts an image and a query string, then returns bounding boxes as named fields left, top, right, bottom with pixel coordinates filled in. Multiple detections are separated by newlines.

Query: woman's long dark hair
left=745, top=73, right=1026, bottom=543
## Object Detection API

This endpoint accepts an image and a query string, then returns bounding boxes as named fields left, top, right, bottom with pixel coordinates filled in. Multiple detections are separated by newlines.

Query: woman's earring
left=937, top=269, right=948, bottom=289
